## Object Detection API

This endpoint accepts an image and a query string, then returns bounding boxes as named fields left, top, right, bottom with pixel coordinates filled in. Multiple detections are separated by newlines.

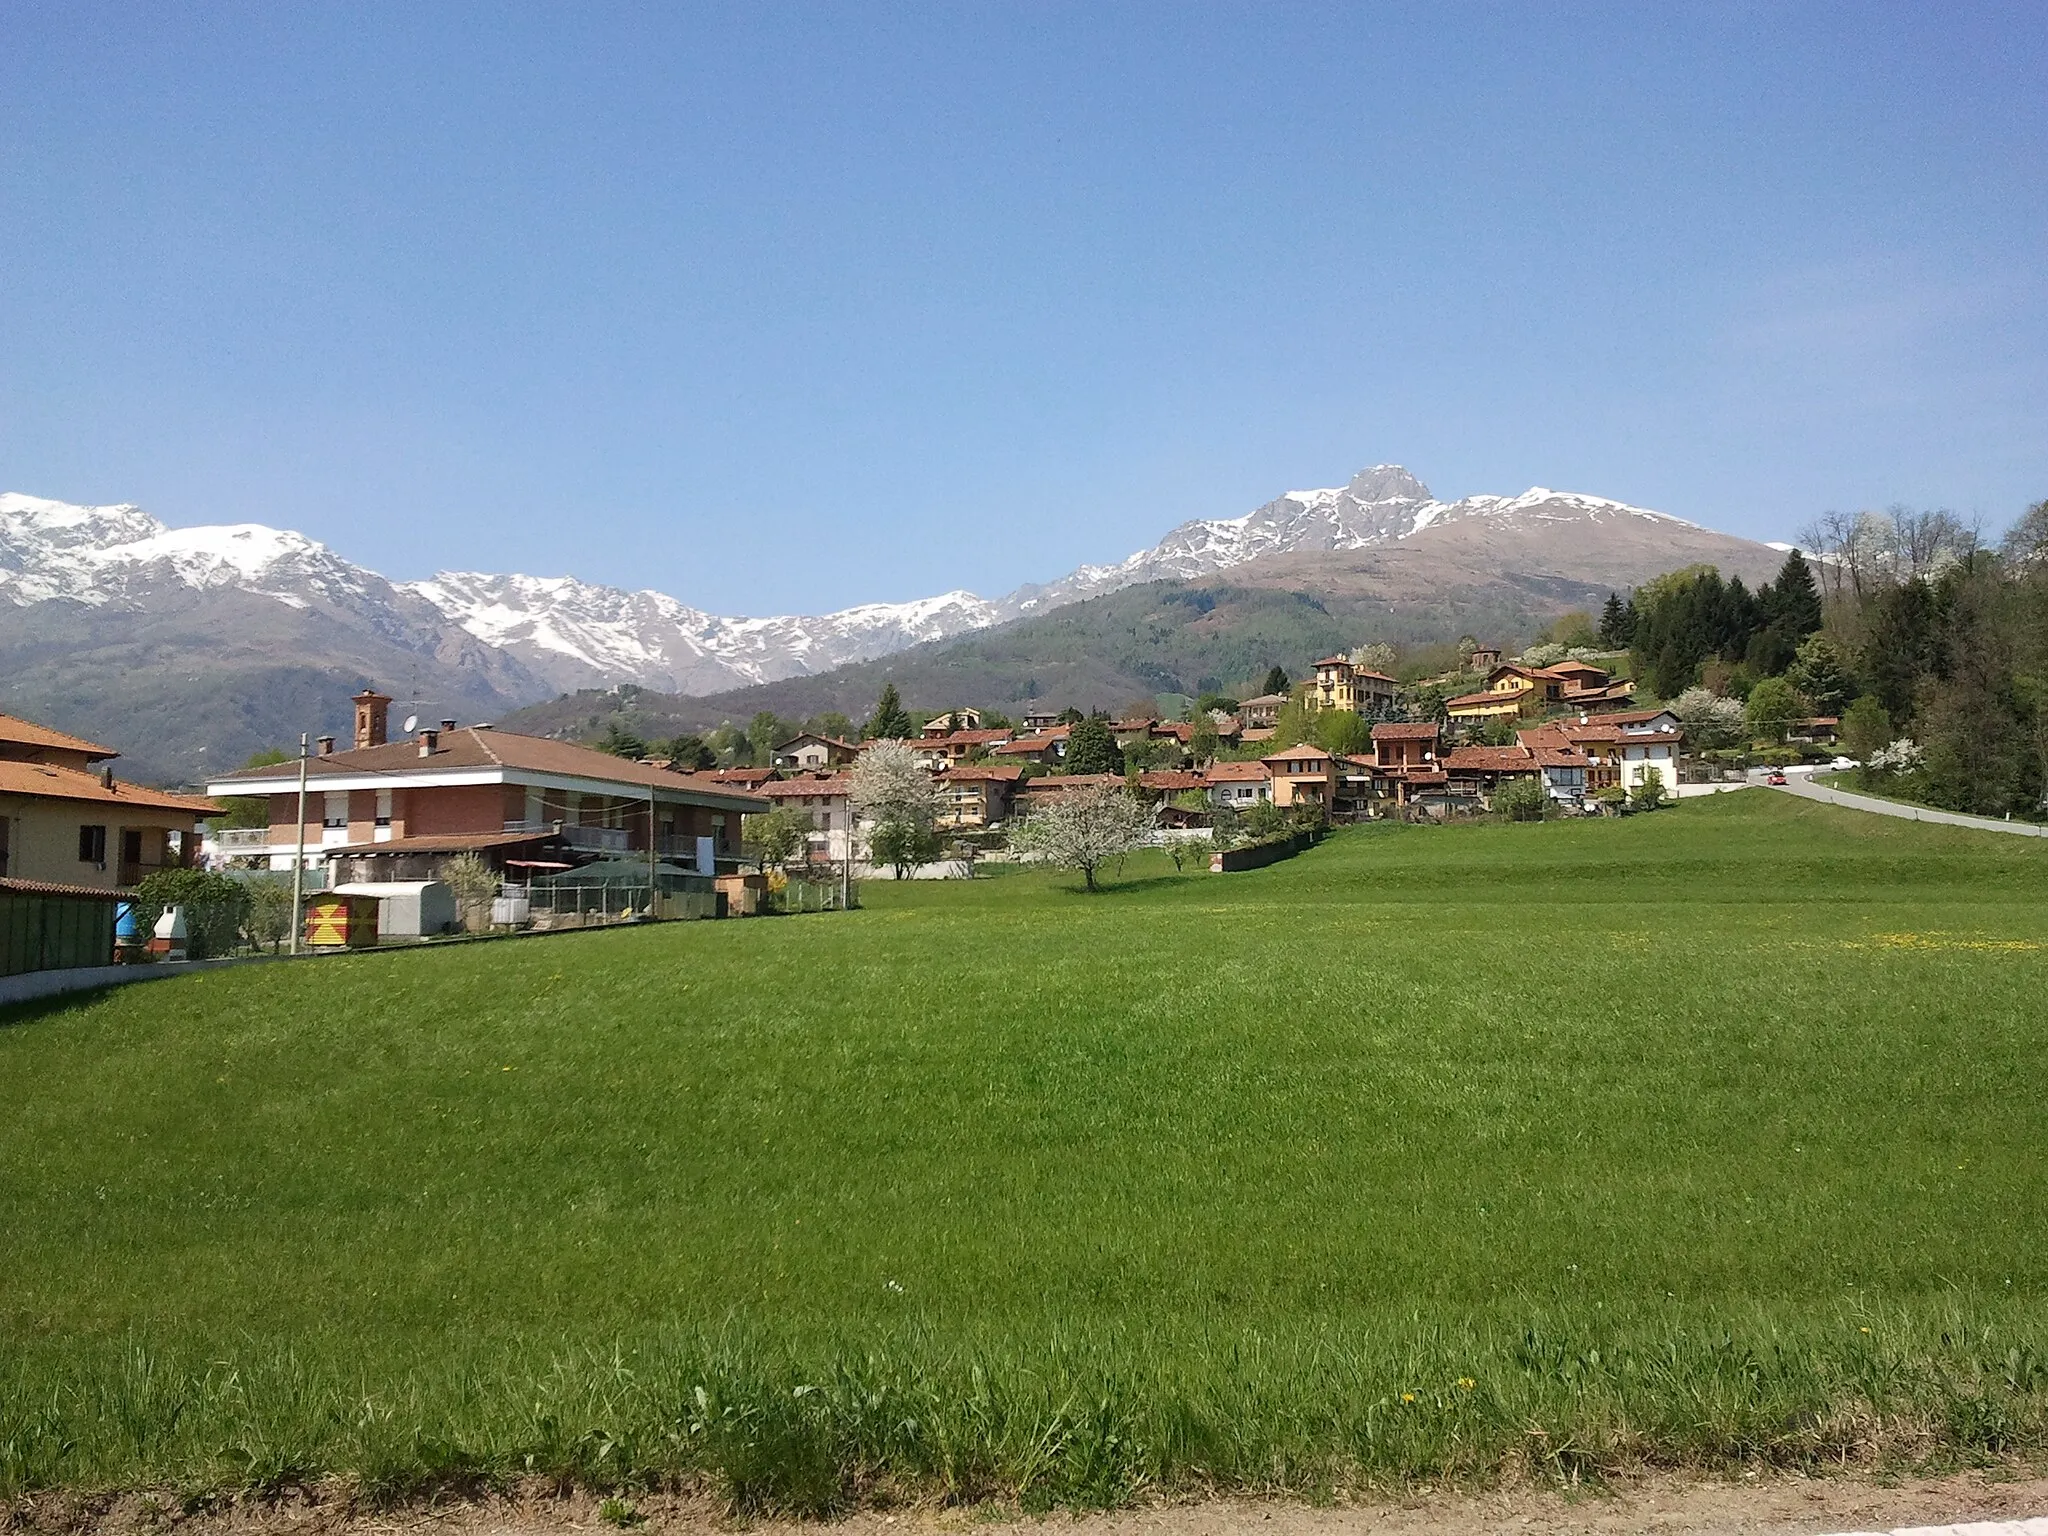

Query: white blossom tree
left=1009, top=785, right=1158, bottom=892
left=1670, top=686, right=1747, bottom=751
left=849, top=740, right=942, bottom=877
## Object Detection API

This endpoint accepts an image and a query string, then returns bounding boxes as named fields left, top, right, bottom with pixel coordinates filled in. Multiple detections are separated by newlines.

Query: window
left=375, top=790, right=392, bottom=828
left=323, top=791, right=348, bottom=830
left=78, top=824, right=107, bottom=865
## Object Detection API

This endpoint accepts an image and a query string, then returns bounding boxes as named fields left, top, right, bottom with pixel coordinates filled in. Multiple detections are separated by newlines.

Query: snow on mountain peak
left=3, top=463, right=1706, bottom=698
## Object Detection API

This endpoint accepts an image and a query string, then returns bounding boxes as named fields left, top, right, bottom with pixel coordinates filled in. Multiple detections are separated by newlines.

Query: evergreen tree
left=1261, top=665, right=1290, bottom=697
left=660, top=733, right=716, bottom=771
left=597, top=722, right=648, bottom=759
left=1786, top=634, right=1855, bottom=716
left=1598, top=593, right=1629, bottom=648
left=1768, top=548, right=1824, bottom=636
left=866, top=682, right=915, bottom=741
left=1861, top=578, right=1938, bottom=722
left=1064, top=716, right=1125, bottom=776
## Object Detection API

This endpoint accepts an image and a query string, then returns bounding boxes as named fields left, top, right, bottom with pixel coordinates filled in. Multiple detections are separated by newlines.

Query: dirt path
left=14, top=1469, right=2048, bottom=1536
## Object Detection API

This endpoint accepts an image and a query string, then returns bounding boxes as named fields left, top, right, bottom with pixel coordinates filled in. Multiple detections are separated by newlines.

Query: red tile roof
left=1137, top=770, right=1206, bottom=791
left=1444, top=745, right=1540, bottom=771
left=0, top=713, right=120, bottom=761
left=1016, top=773, right=1126, bottom=792
left=1588, top=708, right=1676, bottom=727
left=941, top=764, right=1026, bottom=783
left=1260, top=743, right=1336, bottom=765
left=923, top=728, right=1014, bottom=747
left=0, top=760, right=217, bottom=815
left=1204, top=761, right=1272, bottom=782
left=1371, top=722, right=1441, bottom=740
left=1445, top=689, right=1514, bottom=709
left=991, top=735, right=1062, bottom=756
left=754, top=774, right=852, bottom=799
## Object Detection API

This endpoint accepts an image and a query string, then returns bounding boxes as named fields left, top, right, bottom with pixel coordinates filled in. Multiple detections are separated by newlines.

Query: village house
left=1442, top=743, right=1554, bottom=806
left=772, top=733, right=860, bottom=771
left=989, top=727, right=1069, bottom=767
left=935, top=764, right=1026, bottom=828
left=1203, top=759, right=1272, bottom=809
left=1304, top=656, right=1399, bottom=715
left=920, top=708, right=984, bottom=736
left=752, top=773, right=857, bottom=863
left=1368, top=721, right=1446, bottom=808
left=1513, top=727, right=1592, bottom=805
left=1237, top=694, right=1286, bottom=728
left=1019, top=703, right=1063, bottom=732
left=206, top=689, right=766, bottom=885
left=1446, top=661, right=1632, bottom=724
left=1467, top=645, right=1504, bottom=670
left=1261, top=743, right=1339, bottom=811
left=0, top=712, right=217, bottom=891
left=910, top=728, right=1014, bottom=771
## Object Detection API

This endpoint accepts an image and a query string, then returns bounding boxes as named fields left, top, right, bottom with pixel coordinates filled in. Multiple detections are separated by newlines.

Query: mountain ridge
left=1, top=469, right=1782, bottom=780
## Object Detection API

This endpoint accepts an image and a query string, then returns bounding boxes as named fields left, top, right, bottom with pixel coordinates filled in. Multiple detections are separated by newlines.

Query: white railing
left=215, top=828, right=272, bottom=851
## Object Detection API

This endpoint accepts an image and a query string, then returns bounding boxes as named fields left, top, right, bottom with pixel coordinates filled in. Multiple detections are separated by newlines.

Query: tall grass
left=4, top=795, right=2046, bottom=1505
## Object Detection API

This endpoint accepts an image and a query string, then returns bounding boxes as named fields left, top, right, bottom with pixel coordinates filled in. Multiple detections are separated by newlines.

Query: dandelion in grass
left=1457, top=1377, right=1475, bottom=1390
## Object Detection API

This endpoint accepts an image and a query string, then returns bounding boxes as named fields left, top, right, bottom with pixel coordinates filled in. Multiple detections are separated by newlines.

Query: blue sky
left=3, top=3, right=2044, bottom=615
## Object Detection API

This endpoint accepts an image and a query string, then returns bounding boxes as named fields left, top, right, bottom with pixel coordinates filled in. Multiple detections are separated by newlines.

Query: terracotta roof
left=1588, top=708, right=1676, bottom=727
left=1445, top=689, right=1521, bottom=709
left=1016, top=773, right=1126, bottom=792
left=1616, top=729, right=1683, bottom=744
left=1239, top=726, right=1276, bottom=742
left=1353, top=669, right=1399, bottom=684
left=991, top=735, right=1063, bottom=755
left=753, top=775, right=851, bottom=799
left=1260, top=743, right=1335, bottom=765
left=1137, top=770, right=1206, bottom=791
left=922, top=728, right=1014, bottom=747
left=1204, top=761, right=1272, bottom=782
left=1444, top=745, right=1540, bottom=771
left=1794, top=716, right=1842, bottom=727
left=1239, top=694, right=1286, bottom=708
left=774, top=733, right=858, bottom=752
left=0, top=876, right=132, bottom=901
left=941, top=764, right=1026, bottom=783
left=1372, top=722, right=1440, bottom=740
left=1401, top=769, right=1450, bottom=786
left=0, top=760, right=218, bottom=815
left=0, top=713, right=119, bottom=761
left=1542, top=660, right=1610, bottom=678
left=1531, top=746, right=1587, bottom=768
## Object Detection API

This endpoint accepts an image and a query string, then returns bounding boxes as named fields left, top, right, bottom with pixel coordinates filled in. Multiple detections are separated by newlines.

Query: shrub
left=1629, top=777, right=1668, bottom=811
left=1491, top=776, right=1549, bottom=822
left=131, top=868, right=251, bottom=959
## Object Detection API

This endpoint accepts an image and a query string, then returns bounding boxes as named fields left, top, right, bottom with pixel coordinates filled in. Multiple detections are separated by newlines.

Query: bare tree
left=1009, top=785, right=1158, bottom=892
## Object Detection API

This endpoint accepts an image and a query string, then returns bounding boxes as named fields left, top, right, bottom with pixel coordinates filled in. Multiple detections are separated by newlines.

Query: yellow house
left=0, top=713, right=218, bottom=889
left=1306, top=656, right=1398, bottom=715
left=1444, top=665, right=1569, bottom=723
left=1259, top=743, right=1339, bottom=810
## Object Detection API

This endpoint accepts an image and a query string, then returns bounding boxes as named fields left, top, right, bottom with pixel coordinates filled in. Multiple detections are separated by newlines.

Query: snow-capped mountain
left=1, top=466, right=1704, bottom=701
left=401, top=571, right=998, bottom=696
left=994, top=466, right=1700, bottom=617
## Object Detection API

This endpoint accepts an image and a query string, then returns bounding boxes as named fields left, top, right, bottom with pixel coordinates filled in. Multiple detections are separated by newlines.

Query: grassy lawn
left=4, top=793, right=2047, bottom=1505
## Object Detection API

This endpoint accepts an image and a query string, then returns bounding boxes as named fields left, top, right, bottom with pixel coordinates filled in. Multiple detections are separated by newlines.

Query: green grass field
left=4, top=793, right=2047, bottom=1508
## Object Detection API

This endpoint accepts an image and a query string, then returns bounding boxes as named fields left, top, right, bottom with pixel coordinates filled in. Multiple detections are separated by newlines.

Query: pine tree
left=866, top=683, right=915, bottom=741
left=1598, top=593, right=1628, bottom=647
left=1261, top=665, right=1289, bottom=697
left=1770, top=549, right=1824, bottom=636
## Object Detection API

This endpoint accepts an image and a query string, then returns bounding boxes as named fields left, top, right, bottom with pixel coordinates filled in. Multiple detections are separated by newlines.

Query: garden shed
left=0, top=878, right=123, bottom=977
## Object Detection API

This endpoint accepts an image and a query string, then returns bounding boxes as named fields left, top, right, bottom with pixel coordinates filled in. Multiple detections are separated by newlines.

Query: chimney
left=352, top=689, right=392, bottom=751
left=440, top=718, right=457, bottom=733
left=102, top=764, right=115, bottom=790
left=418, top=729, right=439, bottom=758
left=317, top=734, right=336, bottom=756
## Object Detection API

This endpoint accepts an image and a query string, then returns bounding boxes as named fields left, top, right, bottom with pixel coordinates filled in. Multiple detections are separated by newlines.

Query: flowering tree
left=1671, top=687, right=1746, bottom=751
left=850, top=740, right=942, bottom=878
left=1009, top=785, right=1158, bottom=892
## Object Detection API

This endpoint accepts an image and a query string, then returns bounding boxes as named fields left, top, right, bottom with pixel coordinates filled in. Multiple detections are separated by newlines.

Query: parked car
left=1766, top=770, right=1789, bottom=786
left=1830, top=756, right=1856, bottom=771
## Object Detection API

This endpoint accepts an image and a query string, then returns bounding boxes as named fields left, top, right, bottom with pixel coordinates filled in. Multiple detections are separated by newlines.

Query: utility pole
left=647, top=785, right=659, bottom=919
left=288, top=733, right=309, bottom=955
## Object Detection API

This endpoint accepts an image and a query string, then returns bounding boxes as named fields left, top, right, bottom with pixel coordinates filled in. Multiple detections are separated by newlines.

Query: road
left=1757, top=766, right=2048, bottom=838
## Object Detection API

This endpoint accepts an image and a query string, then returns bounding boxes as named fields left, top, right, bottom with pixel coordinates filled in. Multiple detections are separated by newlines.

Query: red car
left=1766, top=770, right=1788, bottom=786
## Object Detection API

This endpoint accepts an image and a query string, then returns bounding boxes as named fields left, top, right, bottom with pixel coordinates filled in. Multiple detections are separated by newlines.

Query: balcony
left=503, top=820, right=632, bottom=854
left=215, top=827, right=273, bottom=852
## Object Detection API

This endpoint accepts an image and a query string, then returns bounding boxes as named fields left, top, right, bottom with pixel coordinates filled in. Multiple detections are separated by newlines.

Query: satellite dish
left=402, top=714, right=419, bottom=733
